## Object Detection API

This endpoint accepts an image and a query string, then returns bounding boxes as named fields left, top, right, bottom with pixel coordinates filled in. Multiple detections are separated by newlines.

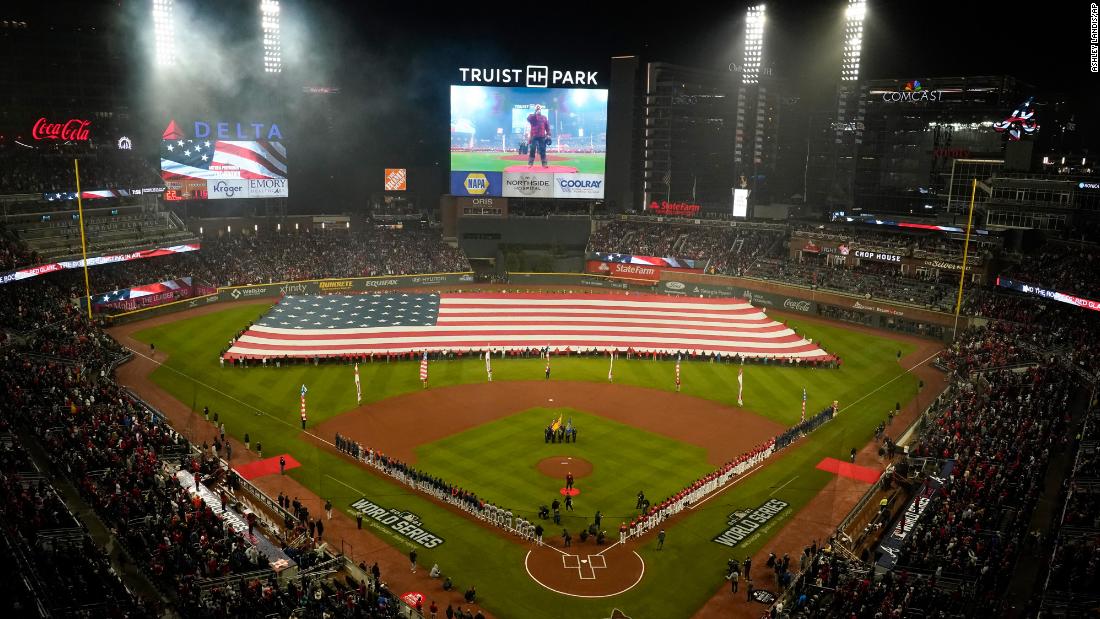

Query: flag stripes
left=223, top=292, right=832, bottom=361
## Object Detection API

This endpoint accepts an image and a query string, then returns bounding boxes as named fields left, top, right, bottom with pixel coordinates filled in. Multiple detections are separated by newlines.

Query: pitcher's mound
left=537, top=456, right=593, bottom=479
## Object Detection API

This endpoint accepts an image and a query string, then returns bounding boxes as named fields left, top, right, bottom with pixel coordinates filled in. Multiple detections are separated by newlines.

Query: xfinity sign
left=458, top=66, right=599, bottom=87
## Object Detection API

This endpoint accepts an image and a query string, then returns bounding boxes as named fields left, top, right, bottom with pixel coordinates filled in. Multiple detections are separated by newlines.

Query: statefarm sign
left=32, top=117, right=92, bottom=141
left=585, top=260, right=701, bottom=283
left=648, top=200, right=701, bottom=216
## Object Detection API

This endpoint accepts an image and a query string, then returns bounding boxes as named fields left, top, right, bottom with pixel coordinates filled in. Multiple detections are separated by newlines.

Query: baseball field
left=450, top=151, right=606, bottom=174
left=113, top=298, right=932, bottom=618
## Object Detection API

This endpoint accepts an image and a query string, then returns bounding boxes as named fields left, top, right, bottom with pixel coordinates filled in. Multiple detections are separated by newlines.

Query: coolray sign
left=457, top=66, right=599, bottom=87
left=208, top=179, right=249, bottom=199
left=713, top=498, right=789, bottom=547
left=32, top=117, right=92, bottom=141
left=503, top=173, right=554, bottom=198
left=450, top=171, right=502, bottom=197
left=553, top=174, right=605, bottom=198
left=852, top=249, right=903, bottom=263
left=192, top=121, right=283, bottom=140
left=648, top=200, right=700, bottom=216
left=350, top=498, right=444, bottom=548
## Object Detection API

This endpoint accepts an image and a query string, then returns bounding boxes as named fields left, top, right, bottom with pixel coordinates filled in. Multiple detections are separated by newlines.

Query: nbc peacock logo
left=904, top=80, right=923, bottom=92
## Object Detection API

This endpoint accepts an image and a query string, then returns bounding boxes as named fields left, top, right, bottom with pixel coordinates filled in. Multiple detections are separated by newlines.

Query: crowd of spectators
left=766, top=309, right=1084, bottom=617
left=1041, top=405, right=1100, bottom=610
left=1003, top=242, right=1100, bottom=298
left=0, top=430, right=149, bottom=617
left=0, top=144, right=162, bottom=194
left=587, top=220, right=786, bottom=275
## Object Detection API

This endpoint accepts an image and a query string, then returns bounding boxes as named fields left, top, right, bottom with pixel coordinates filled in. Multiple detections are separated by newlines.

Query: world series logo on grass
left=351, top=498, right=445, bottom=548
left=712, top=498, right=789, bottom=547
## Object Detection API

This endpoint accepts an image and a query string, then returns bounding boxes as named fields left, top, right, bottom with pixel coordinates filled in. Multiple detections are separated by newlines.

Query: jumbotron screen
left=449, top=85, right=607, bottom=199
left=159, top=119, right=288, bottom=201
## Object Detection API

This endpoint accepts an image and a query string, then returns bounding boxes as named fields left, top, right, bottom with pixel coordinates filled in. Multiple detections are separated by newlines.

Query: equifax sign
left=458, top=66, right=599, bottom=87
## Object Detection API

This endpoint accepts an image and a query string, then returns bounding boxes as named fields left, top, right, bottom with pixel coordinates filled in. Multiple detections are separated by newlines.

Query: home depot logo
left=384, top=168, right=407, bottom=191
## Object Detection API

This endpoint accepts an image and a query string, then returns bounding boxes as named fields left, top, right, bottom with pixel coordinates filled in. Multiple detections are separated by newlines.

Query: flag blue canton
left=162, top=139, right=215, bottom=170
left=256, top=294, right=441, bottom=330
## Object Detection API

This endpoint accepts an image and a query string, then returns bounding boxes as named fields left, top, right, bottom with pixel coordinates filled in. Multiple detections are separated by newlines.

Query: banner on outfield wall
left=585, top=260, right=701, bottom=283
left=875, top=459, right=955, bottom=570
left=507, top=272, right=647, bottom=291
left=220, top=273, right=477, bottom=299
left=739, top=289, right=817, bottom=314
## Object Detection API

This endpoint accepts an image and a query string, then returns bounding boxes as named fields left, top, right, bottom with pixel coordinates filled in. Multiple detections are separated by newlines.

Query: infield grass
left=129, top=301, right=925, bottom=618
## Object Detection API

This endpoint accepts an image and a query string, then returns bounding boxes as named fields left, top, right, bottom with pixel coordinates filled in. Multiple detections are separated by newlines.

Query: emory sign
left=458, top=66, right=599, bottom=88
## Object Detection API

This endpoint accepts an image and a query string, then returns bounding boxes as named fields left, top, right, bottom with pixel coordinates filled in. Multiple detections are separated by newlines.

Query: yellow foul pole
left=952, top=179, right=977, bottom=339
left=74, top=159, right=93, bottom=319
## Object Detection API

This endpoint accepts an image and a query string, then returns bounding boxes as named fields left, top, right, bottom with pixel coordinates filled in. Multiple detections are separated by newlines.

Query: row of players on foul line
left=335, top=432, right=777, bottom=545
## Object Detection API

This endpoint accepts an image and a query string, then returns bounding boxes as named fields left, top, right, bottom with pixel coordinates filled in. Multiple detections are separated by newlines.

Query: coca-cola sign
left=783, top=298, right=813, bottom=312
left=32, top=117, right=92, bottom=141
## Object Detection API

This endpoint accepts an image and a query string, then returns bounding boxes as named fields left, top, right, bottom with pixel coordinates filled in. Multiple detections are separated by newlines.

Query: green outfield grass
left=130, top=302, right=925, bottom=618
left=451, top=151, right=606, bottom=174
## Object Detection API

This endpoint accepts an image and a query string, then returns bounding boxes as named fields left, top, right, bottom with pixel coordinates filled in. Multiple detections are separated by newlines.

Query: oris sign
left=32, top=117, right=92, bottom=141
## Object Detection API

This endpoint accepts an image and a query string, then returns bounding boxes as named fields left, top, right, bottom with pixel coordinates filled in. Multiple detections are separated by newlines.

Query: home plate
left=581, top=559, right=588, bottom=564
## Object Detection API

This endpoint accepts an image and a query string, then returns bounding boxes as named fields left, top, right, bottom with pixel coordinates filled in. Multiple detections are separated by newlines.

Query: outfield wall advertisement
left=450, top=85, right=607, bottom=200
left=586, top=260, right=703, bottom=283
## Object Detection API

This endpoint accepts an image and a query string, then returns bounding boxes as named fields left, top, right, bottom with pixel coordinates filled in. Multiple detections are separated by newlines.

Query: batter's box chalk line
left=562, top=553, right=607, bottom=580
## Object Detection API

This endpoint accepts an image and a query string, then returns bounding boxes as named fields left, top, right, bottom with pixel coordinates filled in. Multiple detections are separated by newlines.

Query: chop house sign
left=32, top=117, right=92, bottom=141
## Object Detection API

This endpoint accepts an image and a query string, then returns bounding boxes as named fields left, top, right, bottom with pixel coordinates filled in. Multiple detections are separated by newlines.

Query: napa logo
left=464, top=173, right=490, bottom=195
left=904, top=80, right=923, bottom=92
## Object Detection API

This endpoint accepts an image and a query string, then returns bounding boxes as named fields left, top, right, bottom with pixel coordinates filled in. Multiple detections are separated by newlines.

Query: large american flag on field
left=222, top=293, right=832, bottom=361
left=160, top=139, right=287, bottom=180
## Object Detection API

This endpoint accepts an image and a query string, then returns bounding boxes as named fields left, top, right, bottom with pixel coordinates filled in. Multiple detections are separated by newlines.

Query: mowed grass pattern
left=131, top=301, right=923, bottom=618
left=417, top=408, right=713, bottom=528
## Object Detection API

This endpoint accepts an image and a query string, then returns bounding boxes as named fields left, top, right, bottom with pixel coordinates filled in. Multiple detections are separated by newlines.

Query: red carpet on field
left=234, top=454, right=301, bottom=480
left=816, top=457, right=881, bottom=484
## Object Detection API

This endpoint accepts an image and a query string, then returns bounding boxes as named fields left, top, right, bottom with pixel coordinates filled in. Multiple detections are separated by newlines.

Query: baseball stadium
left=0, top=2, right=1095, bottom=619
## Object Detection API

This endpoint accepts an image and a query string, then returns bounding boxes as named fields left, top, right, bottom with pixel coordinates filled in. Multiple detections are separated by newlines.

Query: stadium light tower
left=261, top=0, right=282, bottom=74
left=841, top=0, right=866, bottom=81
left=152, top=0, right=175, bottom=67
left=741, top=4, right=765, bottom=85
